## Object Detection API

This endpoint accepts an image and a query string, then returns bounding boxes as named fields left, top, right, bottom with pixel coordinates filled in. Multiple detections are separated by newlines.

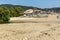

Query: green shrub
left=9, top=7, right=24, bottom=17
left=0, top=7, right=10, bottom=23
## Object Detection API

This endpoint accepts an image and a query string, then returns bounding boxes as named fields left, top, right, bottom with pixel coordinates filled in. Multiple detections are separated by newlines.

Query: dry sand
left=0, top=15, right=60, bottom=40
left=0, top=23, right=60, bottom=40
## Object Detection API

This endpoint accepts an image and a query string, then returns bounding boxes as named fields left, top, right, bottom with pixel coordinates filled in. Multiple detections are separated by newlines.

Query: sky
left=0, top=0, right=60, bottom=8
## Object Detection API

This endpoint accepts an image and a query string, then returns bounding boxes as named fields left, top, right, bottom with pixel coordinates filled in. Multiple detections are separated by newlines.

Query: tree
left=9, top=7, right=19, bottom=17
left=0, top=6, right=10, bottom=23
left=15, top=7, right=24, bottom=16
left=9, top=7, right=24, bottom=17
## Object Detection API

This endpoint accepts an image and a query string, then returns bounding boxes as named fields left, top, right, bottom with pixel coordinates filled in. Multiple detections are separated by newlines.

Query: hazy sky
left=0, top=0, right=60, bottom=8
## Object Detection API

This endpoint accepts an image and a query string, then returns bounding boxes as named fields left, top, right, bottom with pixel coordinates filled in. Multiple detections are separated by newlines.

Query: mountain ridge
left=0, top=4, right=60, bottom=13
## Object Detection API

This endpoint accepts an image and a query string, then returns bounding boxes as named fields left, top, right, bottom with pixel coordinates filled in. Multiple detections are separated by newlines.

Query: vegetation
left=0, top=7, right=10, bottom=23
left=0, top=4, right=25, bottom=23
left=9, top=7, right=24, bottom=17
left=0, top=4, right=60, bottom=23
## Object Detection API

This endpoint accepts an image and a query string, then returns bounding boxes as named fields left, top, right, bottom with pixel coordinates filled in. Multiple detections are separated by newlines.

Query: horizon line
left=0, top=4, right=60, bottom=9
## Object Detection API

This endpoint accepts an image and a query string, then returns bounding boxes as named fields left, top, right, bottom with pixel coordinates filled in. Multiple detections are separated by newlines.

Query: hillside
left=0, top=4, right=41, bottom=10
left=42, top=7, right=60, bottom=13
left=0, top=4, right=60, bottom=13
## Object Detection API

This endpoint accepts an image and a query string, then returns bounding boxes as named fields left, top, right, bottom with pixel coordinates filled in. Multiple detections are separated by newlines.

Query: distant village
left=23, top=9, right=60, bottom=18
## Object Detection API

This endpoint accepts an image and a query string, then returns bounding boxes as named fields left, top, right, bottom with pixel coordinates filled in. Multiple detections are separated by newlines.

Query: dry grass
left=0, top=23, right=60, bottom=40
left=0, top=14, right=60, bottom=40
left=9, top=14, right=59, bottom=23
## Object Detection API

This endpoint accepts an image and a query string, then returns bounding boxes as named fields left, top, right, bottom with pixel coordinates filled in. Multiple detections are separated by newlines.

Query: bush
left=9, top=7, right=24, bottom=17
left=0, top=7, right=10, bottom=23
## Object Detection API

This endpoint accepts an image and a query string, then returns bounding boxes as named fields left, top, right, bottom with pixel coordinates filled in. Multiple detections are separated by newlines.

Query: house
left=24, top=9, right=48, bottom=17
left=24, top=9, right=34, bottom=16
left=38, top=11, right=48, bottom=17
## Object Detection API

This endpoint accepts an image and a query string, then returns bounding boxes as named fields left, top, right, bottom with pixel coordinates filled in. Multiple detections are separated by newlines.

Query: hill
left=0, top=4, right=60, bottom=13
left=42, top=7, right=60, bottom=13
left=0, top=4, right=41, bottom=10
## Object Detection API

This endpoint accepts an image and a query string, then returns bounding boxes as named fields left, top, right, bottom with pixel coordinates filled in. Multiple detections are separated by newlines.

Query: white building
left=24, top=9, right=48, bottom=17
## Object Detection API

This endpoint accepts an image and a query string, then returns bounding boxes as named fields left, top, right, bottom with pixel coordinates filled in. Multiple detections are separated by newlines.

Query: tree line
left=0, top=6, right=24, bottom=23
